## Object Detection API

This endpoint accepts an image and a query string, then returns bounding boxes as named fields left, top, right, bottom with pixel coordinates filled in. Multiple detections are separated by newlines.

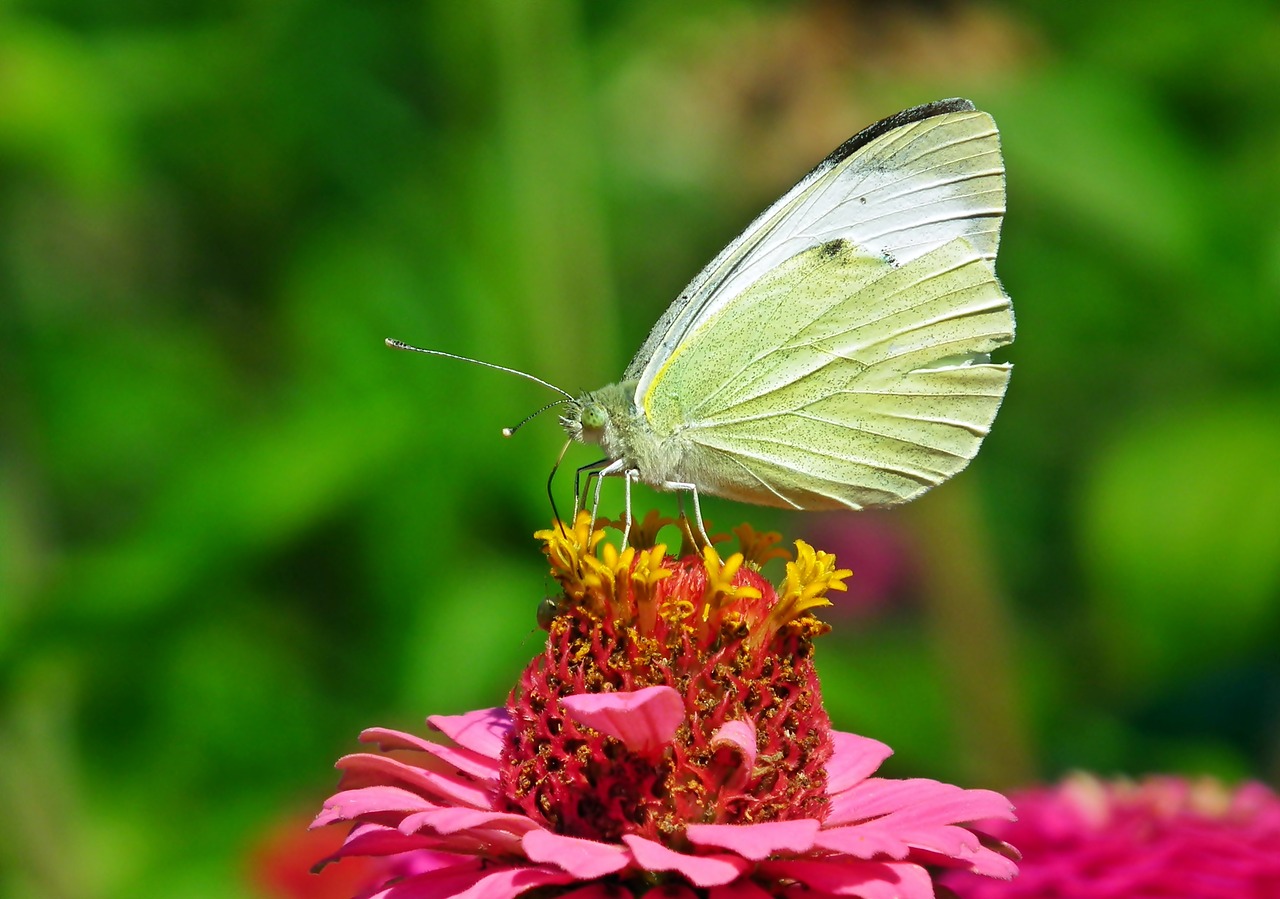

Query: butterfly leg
left=620, top=468, right=641, bottom=551
left=591, top=458, right=627, bottom=537
left=664, top=481, right=711, bottom=548
left=573, top=458, right=610, bottom=519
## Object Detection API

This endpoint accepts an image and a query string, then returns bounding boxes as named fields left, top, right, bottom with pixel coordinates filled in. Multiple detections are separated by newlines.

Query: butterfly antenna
left=502, top=399, right=569, bottom=438
left=385, top=338, right=574, bottom=400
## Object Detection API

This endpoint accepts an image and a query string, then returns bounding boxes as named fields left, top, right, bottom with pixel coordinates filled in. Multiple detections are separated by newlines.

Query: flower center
left=497, top=514, right=846, bottom=846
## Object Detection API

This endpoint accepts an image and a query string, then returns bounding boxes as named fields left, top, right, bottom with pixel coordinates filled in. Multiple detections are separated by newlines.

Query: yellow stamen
left=701, top=545, right=763, bottom=616
left=765, top=540, right=852, bottom=635
left=631, top=544, right=673, bottom=632
left=536, top=511, right=608, bottom=601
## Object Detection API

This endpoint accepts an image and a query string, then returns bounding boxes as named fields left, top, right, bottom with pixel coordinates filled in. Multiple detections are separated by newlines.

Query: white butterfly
left=392, top=98, right=1014, bottom=541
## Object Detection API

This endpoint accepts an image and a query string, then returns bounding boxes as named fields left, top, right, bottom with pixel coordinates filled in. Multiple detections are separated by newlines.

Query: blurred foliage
left=2, top=0, right=1279, bottom=896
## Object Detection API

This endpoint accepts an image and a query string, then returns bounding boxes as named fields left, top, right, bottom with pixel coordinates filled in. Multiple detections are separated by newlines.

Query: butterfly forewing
left=625, top=100, right=1006, bottom=398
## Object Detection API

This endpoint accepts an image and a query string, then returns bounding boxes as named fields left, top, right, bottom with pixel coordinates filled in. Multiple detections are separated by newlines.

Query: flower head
left=943, top=773, right=1280, bottom=899
left=314, top=513, right=1016, bottom=898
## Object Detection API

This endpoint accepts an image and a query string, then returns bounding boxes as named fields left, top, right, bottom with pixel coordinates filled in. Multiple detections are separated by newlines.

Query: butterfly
left=391, top=98, right=1014, bottom=542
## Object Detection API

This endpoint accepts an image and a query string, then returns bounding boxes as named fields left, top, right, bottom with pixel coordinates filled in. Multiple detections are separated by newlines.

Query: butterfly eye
left=580, top=403, right=607, bottom=431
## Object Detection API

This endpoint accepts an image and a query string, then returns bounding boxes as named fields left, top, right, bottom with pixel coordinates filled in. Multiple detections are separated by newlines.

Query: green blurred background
left=3, top=0, right=1279, bottom=896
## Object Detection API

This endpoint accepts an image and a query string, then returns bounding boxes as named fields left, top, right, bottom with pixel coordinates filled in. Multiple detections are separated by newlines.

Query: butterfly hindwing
left=641, top=237, right=1013, bottom=510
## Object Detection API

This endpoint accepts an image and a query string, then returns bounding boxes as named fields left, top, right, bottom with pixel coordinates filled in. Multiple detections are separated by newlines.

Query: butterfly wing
left=640, top=235, right=1012, bottom=509
left=625, top=99, right=1006, bottom=397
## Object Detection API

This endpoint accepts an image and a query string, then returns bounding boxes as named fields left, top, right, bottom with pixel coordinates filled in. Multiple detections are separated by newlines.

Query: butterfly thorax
left=561, top=380, right=688, bottom=487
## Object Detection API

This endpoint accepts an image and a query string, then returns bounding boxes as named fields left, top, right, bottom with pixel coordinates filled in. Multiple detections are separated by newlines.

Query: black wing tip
left=868, top=98, right=979, bottom=134
left=816, top=98, right=982, bottom=175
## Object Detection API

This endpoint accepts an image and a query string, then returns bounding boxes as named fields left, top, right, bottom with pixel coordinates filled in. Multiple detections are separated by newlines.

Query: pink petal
left=712, top=720, right=757, bottom=761
left=955, top=845, right=1019, bottom=879
left=761, top=858, right=934, bottom=899
left=889, top=782, right=1015, bottom=826
left=313, top=785, right=438, bottom=827
left=900, top=823, right=981, bottom=857
left=622, top=834, right=750, bottom=887
left=361, top=727, right=501, bottom=783
left=366, top=860, right=483, bottom=899
left=365, top=861, right=573, bottom=899
left=826, top=732, right=893, bottom=795
left=384, top=849, right=485, bottom=877
left=361, top=864, right=484, bottom=899
left=399, top=807, right=539, bottom=838
left=341, top=849, right=485, bottom=893
left=811, top=821, right=910, bottom=859
left=709, top=720, right=757, bottom=790
left=335, top=753, right=495, bottom=810
left=450, top=864, right=577, bottom=899
left=382, top=828, right=523, bottom=860
left=830, top=778, right=1012, bottom=826
left=523, top=828, right=633, bottom=878
left=396, top=807, right=539, bottom=856
left=560, top=686, right=685, bottom=754
left=317, top=822, right=438, bottom=865
left=427, top=707, right=511, bottom=760
left=358, top=727, right=445, bottom=752
left=687, top=820, right=821, bottom=860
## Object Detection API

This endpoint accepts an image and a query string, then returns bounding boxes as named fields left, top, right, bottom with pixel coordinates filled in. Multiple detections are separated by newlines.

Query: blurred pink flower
left=314, top=513, right=1016, bottom=898
left=802, top=512, right=917, bottom=619
left=943, top=773, right=1280, bottom=899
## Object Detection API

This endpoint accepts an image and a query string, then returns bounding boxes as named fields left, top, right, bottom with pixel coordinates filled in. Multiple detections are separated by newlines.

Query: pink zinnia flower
left=314, top=512, right=1017, bottom=898
left=943, top=773, right=1280, bottom=899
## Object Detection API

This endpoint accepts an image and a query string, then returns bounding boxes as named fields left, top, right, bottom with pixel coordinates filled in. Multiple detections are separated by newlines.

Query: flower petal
left=523, top=828, right=633, bottom=878
left=710, top=720, right=757, bottom=764
left=335, top=752, right=495, bottom=810
left=399, top=807, right=540, bottom=839
left=761, top=858, right=935, bottom=899
left=315, top=822, right=439, bottom=865
left=950, top=844, right=1019, bottom=879
left=560, top=686, right=685, bottom=754
left=399, top=809, right=540, bottom=860
left=687, top=820, right=821, bottom=860
left=622, top=834, right=750, bottom=887
left=827, top=777, right=1012, bottom=827
left=811, top=822, right=910, bottom=860
left=361, top=727, right=501, bottom=783
left=365, top=860, right=574, bottom=899
left=826, top=732, right=893, bottom=795
left=450, top=864, right=577, bottom=899
left=709, top=720, right=758, bottom=791
left=427, top=707, right=511, bottom=760
left=312, top=785, right=438, bottom=828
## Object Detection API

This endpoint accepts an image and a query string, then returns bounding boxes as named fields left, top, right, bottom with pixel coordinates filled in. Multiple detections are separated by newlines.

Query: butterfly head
left=560, top=382, right=640, bottom=454
left=560, top=394, right=607, bottom=446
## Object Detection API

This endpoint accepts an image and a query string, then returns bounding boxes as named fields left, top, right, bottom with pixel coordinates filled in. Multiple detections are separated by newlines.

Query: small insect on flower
left=389, top=98, right=1015, bottom=541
